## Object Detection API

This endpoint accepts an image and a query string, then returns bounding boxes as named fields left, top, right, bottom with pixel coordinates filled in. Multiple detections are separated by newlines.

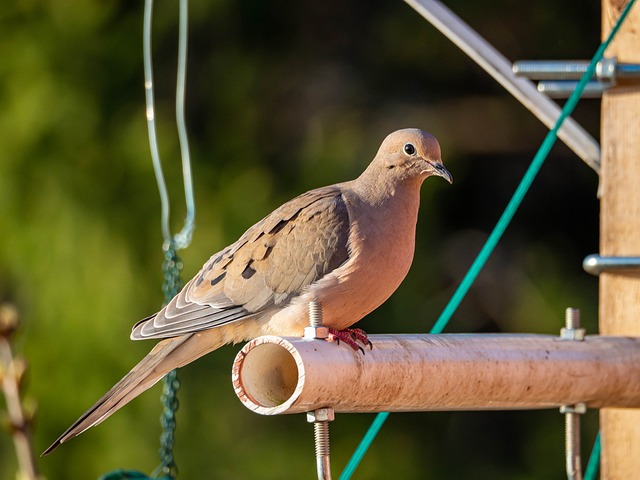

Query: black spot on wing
left=209, top=271, right=226, bottom=286
left=242, top=263, right=256, bottom=279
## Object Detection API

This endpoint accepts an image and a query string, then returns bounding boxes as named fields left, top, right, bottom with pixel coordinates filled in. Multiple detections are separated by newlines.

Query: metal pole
left=231, top=334, right=640, bottom=415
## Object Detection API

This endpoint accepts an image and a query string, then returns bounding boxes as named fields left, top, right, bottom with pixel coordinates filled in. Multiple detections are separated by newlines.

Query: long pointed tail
left=43, top=330, right=225, bottom=455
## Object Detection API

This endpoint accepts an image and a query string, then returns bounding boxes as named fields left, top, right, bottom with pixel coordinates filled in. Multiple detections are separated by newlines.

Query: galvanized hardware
left=307, top=407, right=334, bottom=480
left=583, top=254, right=640, bottom=276
left=560, top=308, right=585, bottom=341
left=537, top=81, right=607, bottom=99
left=304, top=300, right=329, bottom=339
left=513, top=57, right=640, bottom=98
left=560, top=402, right=587, bottom=480
left=558, top=308, right=587, bottom=480
left=305, top=301, right=333, bottom=480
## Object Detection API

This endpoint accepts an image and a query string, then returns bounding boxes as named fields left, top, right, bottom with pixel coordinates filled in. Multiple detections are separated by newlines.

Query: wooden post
left=600, top=1, right=640, bottom=478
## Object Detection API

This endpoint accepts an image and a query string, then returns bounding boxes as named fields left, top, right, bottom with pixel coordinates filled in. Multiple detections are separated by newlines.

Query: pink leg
left=327, top=328, right=373, bottom=353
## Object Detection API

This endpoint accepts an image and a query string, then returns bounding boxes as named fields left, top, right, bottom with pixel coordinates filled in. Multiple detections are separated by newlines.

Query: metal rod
left=314, top=422, right=331, bottom=480
left=514, top=58, right=640, bottom=81
left=305, top=302, right=332, bottom=480
left=562, top=403, right=586, bottom=480
left=566, top=411, right=581, bottom=480
left=583, top=254, right=640, bottom=275
left=231, top=334, right=640, bottom=415
left=537, top=81, right=610, bottom=99
left=308, top=408, right=334, bottom=480
left=514, top=60, right=592, bottom=80
left=560, top=308, right=585, bottom=480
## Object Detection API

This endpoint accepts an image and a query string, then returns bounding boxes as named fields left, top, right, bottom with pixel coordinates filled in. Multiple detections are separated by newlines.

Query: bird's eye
left=403, top=143, right=416, bottom=156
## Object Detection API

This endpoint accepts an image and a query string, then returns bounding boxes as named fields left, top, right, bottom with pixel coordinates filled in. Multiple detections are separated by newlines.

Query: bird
left=44, top=128, right=452, bottom=455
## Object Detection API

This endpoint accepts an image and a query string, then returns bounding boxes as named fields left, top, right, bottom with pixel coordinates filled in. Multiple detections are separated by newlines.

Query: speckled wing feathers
left=131, top=186, right=351, bottom=339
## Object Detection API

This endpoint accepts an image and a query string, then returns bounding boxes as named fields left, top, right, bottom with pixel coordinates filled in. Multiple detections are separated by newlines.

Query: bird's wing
left=131, top=186, right=351, bottom=339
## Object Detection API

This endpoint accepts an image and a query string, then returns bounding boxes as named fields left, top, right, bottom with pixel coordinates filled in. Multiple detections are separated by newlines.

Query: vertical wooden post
left=600, top=1, right=640, bottom=478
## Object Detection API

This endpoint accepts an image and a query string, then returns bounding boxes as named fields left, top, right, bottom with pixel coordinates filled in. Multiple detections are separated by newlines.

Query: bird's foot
left=327, top=328, right=373, bottom=354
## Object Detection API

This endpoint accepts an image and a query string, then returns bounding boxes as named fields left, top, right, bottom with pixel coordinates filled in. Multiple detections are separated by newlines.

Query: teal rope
left=584, top=432, right=601, bottom=480
left=340, top=1, right=636, bottom=477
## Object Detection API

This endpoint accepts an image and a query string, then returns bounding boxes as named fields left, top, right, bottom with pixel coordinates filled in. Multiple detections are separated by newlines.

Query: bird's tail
left=43, top=329, right=227, bottom=455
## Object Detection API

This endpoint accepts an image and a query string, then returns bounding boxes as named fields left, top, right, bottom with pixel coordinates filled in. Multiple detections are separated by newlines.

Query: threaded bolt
left=308, top=408, right=334, bottom=480
left=513, top=60, right=591, bottom=80
left=309, top=300, right=323, bottom=327
left=565, top=308, right=581, bottom=330
left=314, top=421, right=330, bottom=458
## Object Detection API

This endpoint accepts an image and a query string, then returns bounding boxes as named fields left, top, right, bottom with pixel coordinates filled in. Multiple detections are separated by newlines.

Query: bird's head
left=372, top=128, right=452, bottom=185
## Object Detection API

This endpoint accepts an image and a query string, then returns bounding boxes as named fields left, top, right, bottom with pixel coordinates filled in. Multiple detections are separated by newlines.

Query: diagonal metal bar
left=404, top=0, right=601, bottom=173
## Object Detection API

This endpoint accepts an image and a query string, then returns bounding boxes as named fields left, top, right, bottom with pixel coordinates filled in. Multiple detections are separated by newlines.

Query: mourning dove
left=44, top=128, right=451, bottom=454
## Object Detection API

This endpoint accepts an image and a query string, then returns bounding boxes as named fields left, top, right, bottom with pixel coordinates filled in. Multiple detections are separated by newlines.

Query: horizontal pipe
left=231, top=334, right=640, bottom=415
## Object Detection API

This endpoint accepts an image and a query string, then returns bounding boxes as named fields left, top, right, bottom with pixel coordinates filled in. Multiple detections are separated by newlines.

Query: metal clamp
left=513, top=57, right=640, bottom=98
left=583, top=254, right=640, bottom=276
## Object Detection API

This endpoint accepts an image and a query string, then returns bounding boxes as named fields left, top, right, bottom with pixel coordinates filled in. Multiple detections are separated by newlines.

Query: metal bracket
left=583, top=254, right=640, bottom=276
left=513, top=57, right=640, bottom=98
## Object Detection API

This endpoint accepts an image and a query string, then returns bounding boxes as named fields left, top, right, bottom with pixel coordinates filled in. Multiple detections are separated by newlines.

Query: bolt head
left=304, top=326, right=329, bottom=340
left=307, top=408, right=335, bottom=423
left=560, top=327, right=586, bottom=341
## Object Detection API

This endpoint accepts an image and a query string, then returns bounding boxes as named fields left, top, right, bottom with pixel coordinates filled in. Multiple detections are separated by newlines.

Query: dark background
left=1, top=0, right=602, bottom=478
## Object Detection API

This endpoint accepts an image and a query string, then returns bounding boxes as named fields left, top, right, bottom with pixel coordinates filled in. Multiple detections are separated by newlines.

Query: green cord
left=340, top=1, right=637, bottom=477
left=584, top=432, right=601, bottom=480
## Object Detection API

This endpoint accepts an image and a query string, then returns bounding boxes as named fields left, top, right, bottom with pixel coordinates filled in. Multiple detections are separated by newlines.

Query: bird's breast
left=308, top=189, right=420, bottom=329
left=262, top=187, right=421, bottom=335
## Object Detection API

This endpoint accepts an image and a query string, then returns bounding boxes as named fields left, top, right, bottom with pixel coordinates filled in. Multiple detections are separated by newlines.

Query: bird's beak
left=427, top=161, right=453, bottom=184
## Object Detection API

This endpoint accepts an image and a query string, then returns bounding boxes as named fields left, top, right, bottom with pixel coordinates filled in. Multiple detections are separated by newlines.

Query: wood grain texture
left=600, top=1, right=640, bottom=478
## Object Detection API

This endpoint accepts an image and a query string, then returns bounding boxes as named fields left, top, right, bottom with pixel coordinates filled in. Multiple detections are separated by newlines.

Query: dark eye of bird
left=403, top=143, right=416, bottom=156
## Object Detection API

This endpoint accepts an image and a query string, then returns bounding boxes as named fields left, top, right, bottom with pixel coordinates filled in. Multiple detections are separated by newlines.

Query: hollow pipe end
left=232, top=335, right=305, bottom=415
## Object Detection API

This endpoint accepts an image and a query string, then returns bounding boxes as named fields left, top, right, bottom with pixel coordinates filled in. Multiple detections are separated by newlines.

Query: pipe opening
left=240, top=342, right=299, bottom=408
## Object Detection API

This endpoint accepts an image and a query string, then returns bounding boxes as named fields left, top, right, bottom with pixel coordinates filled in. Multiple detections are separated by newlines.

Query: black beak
left=430, top=162, right=453, bottom=184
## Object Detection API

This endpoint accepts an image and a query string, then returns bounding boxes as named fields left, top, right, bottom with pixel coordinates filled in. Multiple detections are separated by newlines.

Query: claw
left=327, top=328, right=373, bottom=354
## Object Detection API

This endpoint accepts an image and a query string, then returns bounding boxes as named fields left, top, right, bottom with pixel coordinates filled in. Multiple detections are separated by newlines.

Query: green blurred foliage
left=1, top=0, right=601, bottom=478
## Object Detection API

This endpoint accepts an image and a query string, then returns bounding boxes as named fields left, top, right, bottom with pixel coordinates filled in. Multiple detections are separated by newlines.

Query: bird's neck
left=350, top=169, right=423, bottom=211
